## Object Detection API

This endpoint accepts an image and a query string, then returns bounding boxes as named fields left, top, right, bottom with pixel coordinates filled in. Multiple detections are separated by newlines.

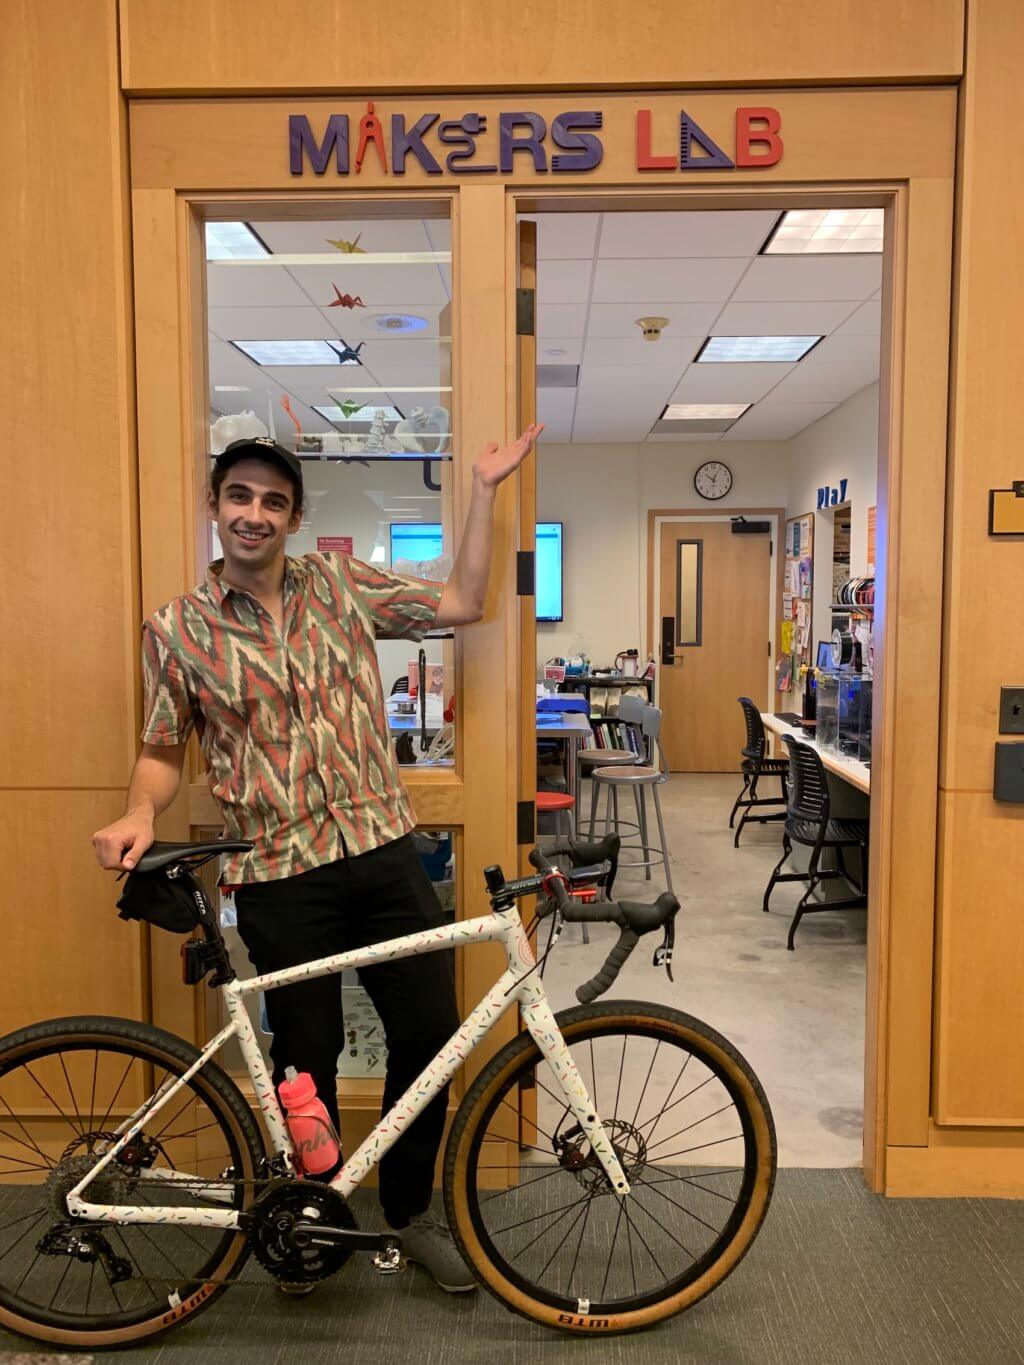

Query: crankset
left=249, top=1179, right=401, bottom=1285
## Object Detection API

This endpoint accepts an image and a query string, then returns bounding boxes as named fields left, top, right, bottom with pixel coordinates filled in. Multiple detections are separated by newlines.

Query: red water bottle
left=278, top=1067, right=341, bottom=1175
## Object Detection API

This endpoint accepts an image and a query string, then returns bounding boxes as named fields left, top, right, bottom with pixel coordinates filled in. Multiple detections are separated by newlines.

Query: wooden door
left=658, top=519, right=772, bottom=772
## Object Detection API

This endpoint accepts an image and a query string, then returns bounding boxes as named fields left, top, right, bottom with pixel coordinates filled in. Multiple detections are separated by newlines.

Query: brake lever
left=652, top=918, right=675, bottom=983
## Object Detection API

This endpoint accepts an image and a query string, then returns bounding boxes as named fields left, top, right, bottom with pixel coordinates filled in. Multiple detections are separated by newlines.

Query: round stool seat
left=591, top=764, right=660, bottom=783
left=579, top=747, right=635, bottom=765
left=536, top=791, right=575, bottom=812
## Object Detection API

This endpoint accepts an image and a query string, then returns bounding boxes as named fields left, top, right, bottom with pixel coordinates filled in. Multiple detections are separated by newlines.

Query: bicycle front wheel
left=444, top=1001, right=775, bottom=1335
left=0, top=1016, right=265, bottom=1349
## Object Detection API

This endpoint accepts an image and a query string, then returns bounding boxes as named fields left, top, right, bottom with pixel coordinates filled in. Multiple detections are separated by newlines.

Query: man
left=92, top=425, right=542, bottom=1293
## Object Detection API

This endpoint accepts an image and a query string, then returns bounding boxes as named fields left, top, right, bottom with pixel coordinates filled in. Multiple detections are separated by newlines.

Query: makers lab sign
left=289, top=103, right=783, bottom=177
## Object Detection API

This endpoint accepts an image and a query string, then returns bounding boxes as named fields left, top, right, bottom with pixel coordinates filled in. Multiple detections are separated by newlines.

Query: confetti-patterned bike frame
left=66, top=904, right=630, bottom=1229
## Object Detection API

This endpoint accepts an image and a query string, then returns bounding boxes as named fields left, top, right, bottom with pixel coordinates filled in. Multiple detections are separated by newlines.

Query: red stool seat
left=536, top=791, right=575, bottom=812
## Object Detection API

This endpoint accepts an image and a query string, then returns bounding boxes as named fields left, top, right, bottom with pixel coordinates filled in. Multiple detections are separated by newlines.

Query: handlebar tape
left=576, top=928, right=639, bottom=1004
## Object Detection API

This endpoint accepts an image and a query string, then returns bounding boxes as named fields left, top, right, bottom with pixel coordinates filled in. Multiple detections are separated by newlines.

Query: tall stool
left=729, top=697, right=790, bottom=847
left=580, top=693, right=645, bottom=836
left=534, top=791, right=588, bottom=944
left=762, top=735, right=868, bottom=950
left=589, top=704, right=674, bottom=893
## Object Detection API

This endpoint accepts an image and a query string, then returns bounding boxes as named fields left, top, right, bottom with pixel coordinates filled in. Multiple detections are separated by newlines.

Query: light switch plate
left=998, top=687, right=1024, bottom=734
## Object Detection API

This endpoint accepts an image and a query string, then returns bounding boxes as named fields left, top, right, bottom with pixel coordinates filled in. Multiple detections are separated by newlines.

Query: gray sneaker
left=400, top=1215, right=476, bottom=1293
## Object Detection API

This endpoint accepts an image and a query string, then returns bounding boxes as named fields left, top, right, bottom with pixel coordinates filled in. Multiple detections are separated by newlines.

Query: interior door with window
left=656, top=518, right=774, bottom=772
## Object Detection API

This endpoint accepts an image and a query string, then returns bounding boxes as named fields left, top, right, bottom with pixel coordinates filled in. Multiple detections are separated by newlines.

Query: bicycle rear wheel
left=444, top=1001, right=775, bottom=1335
left=0, top=1016, right=264, bottom=1349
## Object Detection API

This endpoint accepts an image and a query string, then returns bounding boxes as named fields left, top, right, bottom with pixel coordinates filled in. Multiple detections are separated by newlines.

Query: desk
left=760, top=713, right=870, bottom=795
left=536, top=711, right=593, bottom=801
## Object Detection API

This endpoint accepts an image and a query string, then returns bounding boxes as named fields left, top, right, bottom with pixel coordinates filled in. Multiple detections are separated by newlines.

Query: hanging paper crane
left=280, top=395, right=302, bottom=445
left=339, top=399, right=366, bottom=419
left=325, top=232, right=366, bottom=254
left=327, top=284, right=366, bottom=308
left=328, top=341, right=365, bottom=365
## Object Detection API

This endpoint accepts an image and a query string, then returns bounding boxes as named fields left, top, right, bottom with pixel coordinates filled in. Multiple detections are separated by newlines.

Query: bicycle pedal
left=371, top=1242, right=402, bottom=1275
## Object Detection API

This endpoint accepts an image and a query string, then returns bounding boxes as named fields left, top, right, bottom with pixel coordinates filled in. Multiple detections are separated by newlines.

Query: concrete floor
left=543, top=771, right=866, bottom=1167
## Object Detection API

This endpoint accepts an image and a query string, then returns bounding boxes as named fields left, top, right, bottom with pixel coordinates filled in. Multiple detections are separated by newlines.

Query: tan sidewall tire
left=0, top=1020, right=261, bottom=1349
left=445, top=1004, right=775, bottom=1336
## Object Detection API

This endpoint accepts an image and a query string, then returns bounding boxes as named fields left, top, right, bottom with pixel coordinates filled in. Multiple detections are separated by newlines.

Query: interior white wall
left=785, top=383, right=880, bottom=657
left=536, top=440, right=792, bottom=667
left=536, top=386, right=880, bottom=671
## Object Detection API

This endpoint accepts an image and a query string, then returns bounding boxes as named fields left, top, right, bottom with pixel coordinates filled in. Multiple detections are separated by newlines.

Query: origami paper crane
left=328, top=285, right=366, bottom=308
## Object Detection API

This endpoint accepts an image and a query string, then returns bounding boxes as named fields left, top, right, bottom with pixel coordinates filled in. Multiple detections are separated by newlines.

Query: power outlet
left=998, top=687, right=1024, bottom=734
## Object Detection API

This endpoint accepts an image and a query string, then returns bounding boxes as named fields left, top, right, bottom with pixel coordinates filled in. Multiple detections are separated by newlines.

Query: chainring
left=249, top=1178, right=357, bottom=1284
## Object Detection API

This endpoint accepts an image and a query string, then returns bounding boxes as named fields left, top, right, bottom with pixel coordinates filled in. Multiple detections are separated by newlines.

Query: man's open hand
left=472, top=423, right=545, bottom=489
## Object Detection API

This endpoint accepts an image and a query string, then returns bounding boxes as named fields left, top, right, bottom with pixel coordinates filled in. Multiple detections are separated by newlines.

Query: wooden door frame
left=647, top=507, right=786, bottom=727
left=516, top=173, right=951, bottom=1194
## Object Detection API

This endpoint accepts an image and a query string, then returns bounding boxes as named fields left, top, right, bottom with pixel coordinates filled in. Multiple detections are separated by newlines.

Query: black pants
left=234, top=834, right=459, bottom=1228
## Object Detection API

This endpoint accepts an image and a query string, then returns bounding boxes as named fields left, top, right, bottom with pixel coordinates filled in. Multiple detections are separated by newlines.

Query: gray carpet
left=2, top=1171, right=1021, bottom=1365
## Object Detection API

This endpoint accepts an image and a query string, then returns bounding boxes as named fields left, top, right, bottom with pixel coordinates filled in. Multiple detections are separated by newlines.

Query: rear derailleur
left=37, top=1222, right=132, bottom=1283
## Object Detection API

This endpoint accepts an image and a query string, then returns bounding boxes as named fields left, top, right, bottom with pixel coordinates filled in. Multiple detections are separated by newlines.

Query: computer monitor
left=816, top=640, right=833, bottom=670
left=389, top=521, right=564, bottom=622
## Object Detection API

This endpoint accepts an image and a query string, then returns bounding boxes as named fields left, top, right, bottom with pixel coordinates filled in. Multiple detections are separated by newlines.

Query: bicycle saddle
left=135, top=839, right=254, bottom=874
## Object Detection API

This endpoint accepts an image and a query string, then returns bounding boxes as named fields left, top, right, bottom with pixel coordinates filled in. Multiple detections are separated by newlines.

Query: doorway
left=524, top=199, right=885, bottom=1173
left=654, top=512, right=780, bottom=772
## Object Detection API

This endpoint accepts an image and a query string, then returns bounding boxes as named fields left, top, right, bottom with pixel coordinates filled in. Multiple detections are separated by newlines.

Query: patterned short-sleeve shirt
left=141, top=552, right=443, bottom=884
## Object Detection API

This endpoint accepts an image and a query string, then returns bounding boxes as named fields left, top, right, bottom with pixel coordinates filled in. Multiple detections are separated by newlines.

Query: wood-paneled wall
left=934, top=0, right=1024, bottom=1129
left=118, top=0, right=965, bottom=92
left=0, top=0, right=144, bottom=1029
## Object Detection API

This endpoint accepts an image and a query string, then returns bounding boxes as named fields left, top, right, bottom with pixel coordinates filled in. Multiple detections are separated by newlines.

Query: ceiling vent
left=537, top=364, right=580, bottom=388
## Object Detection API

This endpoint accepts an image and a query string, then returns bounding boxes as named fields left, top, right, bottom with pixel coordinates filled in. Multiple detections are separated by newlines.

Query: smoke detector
left=636, top=316, right=669, bottom=342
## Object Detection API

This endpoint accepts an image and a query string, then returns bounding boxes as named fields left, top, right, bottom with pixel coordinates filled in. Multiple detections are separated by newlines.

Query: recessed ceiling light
left=763, top=208, right=884, bottom=254
left=230, top=340, right=360, bottom=366
left=205, top=222, right=270, bottom=260
left=213, top=385, right=252, bottom=392
left=369, top=313, right=429, bottom=333
left=697, top=336, right=822, bottom=363
left=661, top=403, right=751, bottom=420
left=545, top=348, right=568, bottom=357
left=314, top=404, right=404, bottom=423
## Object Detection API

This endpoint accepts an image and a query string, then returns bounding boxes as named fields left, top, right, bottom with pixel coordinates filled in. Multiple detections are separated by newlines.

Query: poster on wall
left=318, top=535, right=353, bottom=554
left=867, top=506, right=877, bottom=575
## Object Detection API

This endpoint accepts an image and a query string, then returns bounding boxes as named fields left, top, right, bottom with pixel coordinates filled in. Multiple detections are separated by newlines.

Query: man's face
left=210, top=458, right=302, bottom=572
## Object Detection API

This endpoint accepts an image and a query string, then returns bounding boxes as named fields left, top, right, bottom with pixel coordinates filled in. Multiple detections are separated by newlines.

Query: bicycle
left=0, top=833, right=775, bottom=1347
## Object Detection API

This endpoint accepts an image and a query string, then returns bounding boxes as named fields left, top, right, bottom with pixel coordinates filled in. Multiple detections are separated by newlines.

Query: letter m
left=289, top=114, right=350, bottom=176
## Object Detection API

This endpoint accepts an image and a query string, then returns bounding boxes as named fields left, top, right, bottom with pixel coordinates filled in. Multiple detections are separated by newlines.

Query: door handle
left=661, top=616, right=676, bottom=666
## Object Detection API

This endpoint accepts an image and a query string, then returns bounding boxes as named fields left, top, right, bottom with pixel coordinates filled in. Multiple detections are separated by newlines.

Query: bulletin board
left=778, top=513, right=814, bottom=691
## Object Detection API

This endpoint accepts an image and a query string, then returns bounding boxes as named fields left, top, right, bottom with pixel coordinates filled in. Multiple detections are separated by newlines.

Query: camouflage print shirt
left=140, top=553, right=443, bottom=884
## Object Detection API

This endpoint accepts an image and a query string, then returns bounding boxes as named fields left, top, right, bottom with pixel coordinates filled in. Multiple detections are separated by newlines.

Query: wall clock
left=694, top=460, right=733, bottom=500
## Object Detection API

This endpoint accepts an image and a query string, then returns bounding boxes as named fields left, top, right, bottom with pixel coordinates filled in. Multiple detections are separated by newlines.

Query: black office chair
left=390, top=675, right=409, bottom=697
left=762, top=735, right=869, bottom=950
left=729, top=697, right=790, bottom=847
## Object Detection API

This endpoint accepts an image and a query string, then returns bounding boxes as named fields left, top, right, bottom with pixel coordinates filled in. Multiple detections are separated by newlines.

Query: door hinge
left=517, top=800, right=535, bottom=845
left=517, top=550, right=535, bottom=596
left=516, top=288, right=535, bottom=336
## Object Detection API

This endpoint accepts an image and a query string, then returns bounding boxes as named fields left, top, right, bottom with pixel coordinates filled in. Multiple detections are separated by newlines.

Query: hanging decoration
left=325, top=232, right=366, bottom=253
left=328, top=341, right=365, bottom=365
left=328, top=285, right=366, bottom=308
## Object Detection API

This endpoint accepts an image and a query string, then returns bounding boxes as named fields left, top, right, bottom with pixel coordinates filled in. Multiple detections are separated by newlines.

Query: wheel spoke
left=565, top=1190, right=594, bottom=1297
left=600, top=1193, right=627, bottom=1300
left=57, top=1054, right=87, bottom=1140
left=96, top=1055, right=135, bottom=1135
left=648, top=1133, right=744, bottom=1162
left=633, top=1173, right=724, bottom=1237
left=644, top=1100, right=739, bottom=1157
left=0, top=1094, right=54, bottom=1169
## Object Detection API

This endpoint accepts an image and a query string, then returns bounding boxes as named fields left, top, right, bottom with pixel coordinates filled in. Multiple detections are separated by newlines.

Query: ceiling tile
left=521, top=213, right=600, bottom=259
left=832, top=299, right=882, bottom=336
left=572, top=415, right=651, bottom=442
left=286, top=262, right=448, bottom=307
left=766, top=334, right=879, bottom=402
left=712, top=300, right=860, bottom=337
left=251, top=219, right=437, bottom=254
left=582, top=335, right=702, bottom=366
left=586, top=301, right=720, bottom=338
left=210, top=306, right=337, bottom=341
left=598, top=210, right=779, bottom=258
left=722, top=401, right=838, bottom=440
left=536, top=337, right=584, bottom=364
left=579, top=361, right=684, bottom=391
left=537, top=388, right=577, bottom=433
left=538, top=258, right=593, bottom=304
left=670, top=363, right=793, bottom=403
left=591, top=257, right=748, bottom=304
left=732, top=255, right=883, bottom=303
left=538, top=303, right=587, bottom=337
left=206, top=264, right=311, bottom=308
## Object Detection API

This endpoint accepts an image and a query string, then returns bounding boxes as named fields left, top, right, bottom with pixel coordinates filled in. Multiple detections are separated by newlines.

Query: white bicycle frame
left=67, top=904, right=630, bottom=1228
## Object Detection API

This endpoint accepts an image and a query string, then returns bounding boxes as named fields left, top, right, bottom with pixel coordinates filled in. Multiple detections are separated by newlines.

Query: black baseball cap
left=214, top=437, right=304, bottom=489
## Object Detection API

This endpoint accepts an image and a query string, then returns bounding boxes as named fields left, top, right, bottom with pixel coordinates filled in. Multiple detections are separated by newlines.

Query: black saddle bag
left=116, top=868, right=203, bottom=934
